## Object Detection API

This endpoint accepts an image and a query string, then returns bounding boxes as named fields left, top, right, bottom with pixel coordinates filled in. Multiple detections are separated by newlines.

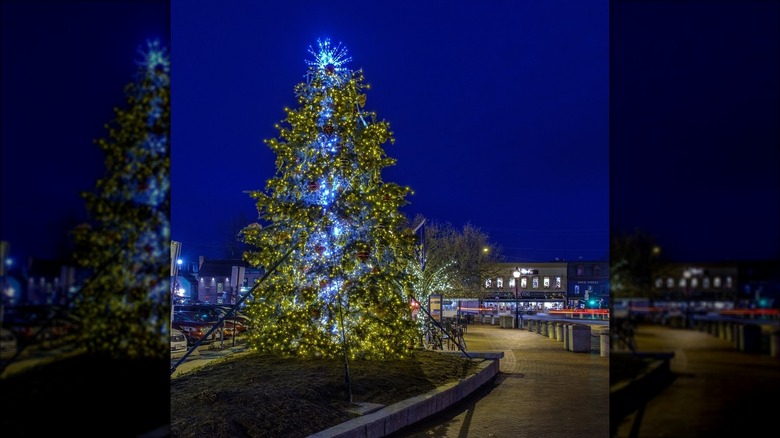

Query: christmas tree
left=71, top=39, right=170, bottom=359
left=241, top=38, right=419, bottom=360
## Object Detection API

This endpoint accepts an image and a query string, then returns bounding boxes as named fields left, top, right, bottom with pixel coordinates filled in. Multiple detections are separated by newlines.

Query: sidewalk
left=612, top=324, right=780, bottom=437
left=389, top=322, right=609, bottom=438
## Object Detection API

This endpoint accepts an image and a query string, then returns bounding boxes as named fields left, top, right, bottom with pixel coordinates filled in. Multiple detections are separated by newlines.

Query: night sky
left=1, top=0, right=170, bottom=264
left=611, top=0, right=780, bottom=263
left=2, top=1, right=777, bottom=269
left=170, top=0, right=610, bottom=265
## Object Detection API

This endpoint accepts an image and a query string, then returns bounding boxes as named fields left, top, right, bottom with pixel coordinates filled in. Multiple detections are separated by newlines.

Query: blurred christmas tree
left=242, top=38, right=419, bottom=360
left=71, top=39, right=170, bottom=360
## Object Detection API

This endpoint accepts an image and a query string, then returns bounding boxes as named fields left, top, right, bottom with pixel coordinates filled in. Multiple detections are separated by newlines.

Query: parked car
left=2, top=305, right=79, bottom=346
left=170, top=328, right=188, bottom=357
left=175, top=304, right=249, bottom=335
left=215, top=305, right=252, bottom=326
left=1, top=328, right=18, bottom=359
left=172, top=312, right=221, bottom=346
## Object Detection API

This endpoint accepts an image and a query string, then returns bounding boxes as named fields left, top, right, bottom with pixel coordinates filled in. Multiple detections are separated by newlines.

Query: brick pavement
left=612, top=324, right=780, bottom=438
left=387, top=321, right=609, bottom=438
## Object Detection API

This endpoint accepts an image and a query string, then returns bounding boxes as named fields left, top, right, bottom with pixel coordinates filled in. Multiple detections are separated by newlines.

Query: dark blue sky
left=1, top=0, right=169, bottom=264
left=611, top=0, right=780, bottom=263
left=170, top=0, right=610, bottom=264
left=3, top=1, right=776, bottom=268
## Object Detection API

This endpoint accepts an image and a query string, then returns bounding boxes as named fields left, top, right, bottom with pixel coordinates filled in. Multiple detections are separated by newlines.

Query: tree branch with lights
left=241, top=39, right=419, bottom=360
left=70, top=39, right=170, bottom=360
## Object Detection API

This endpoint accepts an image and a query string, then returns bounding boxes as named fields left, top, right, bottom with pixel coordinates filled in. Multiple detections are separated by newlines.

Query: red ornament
left=323, top=124, right=334, bottom=135
left=356, top=251, right=369, bottom=263
left=315, top=245, right=325, bottom=255
left=308, top=181, right=319, bottom=191
left=325, top=64, right=335, bottom=74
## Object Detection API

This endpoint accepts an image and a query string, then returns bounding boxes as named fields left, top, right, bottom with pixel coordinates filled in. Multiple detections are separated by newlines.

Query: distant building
left=650, top=260, right=779, bottom=309
left=481, top=261, right=609, bottom=310
left=190, top=257, right=263, bottom=305
left=567, top=261, right=610, bottom=309
left=24, top=258, right=78, bottom=306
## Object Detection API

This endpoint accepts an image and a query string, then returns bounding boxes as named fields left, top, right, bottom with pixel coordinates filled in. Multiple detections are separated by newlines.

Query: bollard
left=600, top=329, right=609, bottom=357
left=740, top=324, right=761, bottom=353
left=556, top=323, right=564, bottom=342
left=540, top=321, right=548, bottom=337
left=562, top=324, right=569, bottom=349
left=771, top=331, right=780, bottom=358
left=570, top=324, right=590, bottom=352
left=567, top=324, right=574, bottom=351
left=548, top=321, right=556, bottom=339
left=536, top=319, right=542, bottom=335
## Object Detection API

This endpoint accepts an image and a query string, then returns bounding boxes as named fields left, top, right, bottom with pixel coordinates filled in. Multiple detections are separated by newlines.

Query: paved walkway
left=388, top=321, right=609, bottom=438
left=613, top=324, right=780, bottom=438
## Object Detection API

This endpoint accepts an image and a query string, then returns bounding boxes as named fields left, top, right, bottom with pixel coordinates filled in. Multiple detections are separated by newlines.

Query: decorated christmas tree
left=241, top=38, right=419, bottom=360
left=71, top=39, right=170, bottom=359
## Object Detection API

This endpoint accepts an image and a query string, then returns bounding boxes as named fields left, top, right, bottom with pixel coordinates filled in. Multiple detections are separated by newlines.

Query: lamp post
left=175, top=259, right=182, bottom=300
left=513, top=268, right=521, bottom=329
left=683, top=269, right=692, bottom=329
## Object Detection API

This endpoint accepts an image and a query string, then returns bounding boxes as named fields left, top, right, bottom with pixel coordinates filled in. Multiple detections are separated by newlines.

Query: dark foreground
left=0, top=354, right=170, bottom=437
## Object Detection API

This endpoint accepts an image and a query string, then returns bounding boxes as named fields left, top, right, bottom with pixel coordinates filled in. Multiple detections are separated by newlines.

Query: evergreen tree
left=241, top=39, right=419, bottom=359
left=71, top=39, right=170, bottom=359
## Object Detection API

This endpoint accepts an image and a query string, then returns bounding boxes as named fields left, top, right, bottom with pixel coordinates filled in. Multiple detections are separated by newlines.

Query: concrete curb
left=610, top=351, right=675, bottom=421
left=308, top=352, right=501, bottom=438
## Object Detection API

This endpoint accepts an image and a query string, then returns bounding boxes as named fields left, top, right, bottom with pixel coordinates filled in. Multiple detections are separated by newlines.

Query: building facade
left=481, top=261, right=609, bottom=311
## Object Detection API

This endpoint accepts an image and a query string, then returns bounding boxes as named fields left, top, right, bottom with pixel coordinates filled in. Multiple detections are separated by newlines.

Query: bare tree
left=610, top=227, right=665, bottom=298
left=449, top=222, right=504, bottom=299
left=220, top=210, right=255, bottom=259
left=408, top=215, right=504, bottom=301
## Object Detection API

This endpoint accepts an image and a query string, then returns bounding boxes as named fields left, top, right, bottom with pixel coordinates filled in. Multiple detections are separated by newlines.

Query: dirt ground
left=0, top=353, right=170, bottom=437
left=170, top=349, right=479, bottom=438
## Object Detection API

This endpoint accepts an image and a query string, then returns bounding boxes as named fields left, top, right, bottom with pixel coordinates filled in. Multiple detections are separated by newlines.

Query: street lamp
left=513, top=268, right=521, bottom=329
left=683, top=269, right=692, bottom=329
left=175, top=259, right=183, bottom=299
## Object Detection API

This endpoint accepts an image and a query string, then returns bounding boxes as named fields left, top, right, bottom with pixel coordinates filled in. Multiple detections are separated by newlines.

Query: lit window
left=594, top=266, right=600, bottom=277
left=577, top=265, right=584, bottom=276
left=667, top=277, right=674, bottom=288
left=497, top=278, right=503, bottom=288
left=714, top=277, right=721, bottom=288
left=655, top=278, right=663, bottom=288
left=575, top=285, right=580, bottom=295
left=555, top=277, right=561, bottom=288
left=485, top=278, right=492, bottom=288
left=532, top=277, right=539, bottom=288
left=679, top=278, right=686, bottom=288
left=703, top=277, right=710, bottom=289
left=726, top=276, right=733, bottom=288
left=510, top=278, right=516, bottom=288
left=521, top=277, right=527, bottom=288
left=543, top=277, right=550, bottom=288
